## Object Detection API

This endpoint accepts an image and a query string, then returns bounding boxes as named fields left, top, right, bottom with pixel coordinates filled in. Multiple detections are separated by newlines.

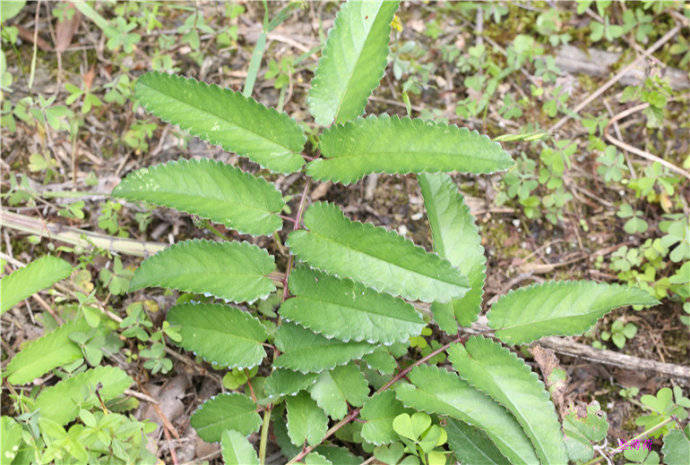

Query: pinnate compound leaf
left=448, top=337, right=567, bottom=465
left=221, top=430, right=259, bottom=465
left=135, top=72, right=305, bottom=173
left=446, top=418, right=511, bottom=465
left=360, top=391, right=410, bottom=445
left=130, top=239, right=276, bottom=303
left=35, top=366, right=133, bottom=425
left=6, top=317, right=90, bottom=385
left=286, top=202, right=468, bottom=303
left=1, top=255, right=72, bottom=313
left=112, top=159, right=284, bottom=236
left=286, top=392, right=328, bottom=447
left=191, top=393, right=261, bottom=443
left=394, top=365, right=538, bottom=465
left=419, top=173, right=487, bottom=330
left=309, top=363, right=370, bottom=420
left=166, top=303, right=267, bottom=369
left=281, top=267, right=424, bottom=344
left=274, top=323, right=376, bottom=373
left=307, top=115, right=513, bottom=184
left=308, top=1, right=399, bottom=126
left=487, top=281, right=659, bottom=344
left=264, top=369, right=320, bottom=401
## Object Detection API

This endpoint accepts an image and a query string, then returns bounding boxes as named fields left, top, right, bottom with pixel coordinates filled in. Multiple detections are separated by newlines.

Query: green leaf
left=166, top=303, right=267, bottom=369
left=5, top=317, right=89, bottom=385
left=190, top=393, right=261, bottom=442
left=286, top=392, right=328, bottom=447
left=1, top=416, right=23, bottom=464
left=563, top=401, right=608, bottom=463
left=281, top=267, right=424, bottom=344
left=112, top=158, right=284, bottom=236
left=274, top=323, right=376, bottom=373
left=0, top=255, right=72, bottom=313
left=487, top=281, right=659, bottom=344
left=394, top=365, right=538, bottom=465
left=1, top=1, right=26, bottom=24
left=662, top=427, right=690, bottom=465
left=221, top=430, right=259, bottom=465
left=135, top=72, right=305, bottom=173
left=448, top=337, right=567, bottom=465
left=362, top=347, right=397, bottom=375
left=286, top=202, right=468, bottom=303
left=309, top=363, right=370, bottom=420
left=446, top=418, right=511, bottom=465
left=307, top=115, right=513, bottom=184
left=130, top=239, right=276, bottom=303
left=360, top=391, right=410, bottom=445
left=264, top=369, right=320, bottom=401
left=393, top=412, right=430, bottom=441
left=308, top=0, right=399, bottom=126
left=316, top=445, right=362, bottom=465
left=35, top=366, right=133, bottom=425
left=419, top=173, right=487, bottom=330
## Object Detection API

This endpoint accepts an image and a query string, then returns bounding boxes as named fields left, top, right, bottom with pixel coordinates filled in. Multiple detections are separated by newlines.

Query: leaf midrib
left=321, top=149, right=506, bottom=163
left=139, top=81, right=294, bottom=156
left=296, top=295, right=423, bottom=324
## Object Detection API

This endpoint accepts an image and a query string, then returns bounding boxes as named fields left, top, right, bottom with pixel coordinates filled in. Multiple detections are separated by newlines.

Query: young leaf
left=274, top=323, right=376, bottom=373
left=487, top=281, right=659, bottom=344
left=112, top=158, right=285, bottom=236
left=264, top=369, right=320, bottom=401
left=166, top=303, right=267, bottom=369
left=286, top=392, right=328, bottom=447
left=308, top=0, right=399, bottom=126
left=360, top=391, right=410, bottom=445
left=5, top=317, right=89, bottom=385
left=286, top=202, right=468, bottom=303
left=35, top=366, right=133, bottom=425
left=448, top=337, right=568, bottom=465
left=419, top=173, right=487, bottom=330
left=446, top=418, right=511, bottom=465
left=135, top=72, right=305, bottom=173
left=190, top=393, right=261, bottom=443
left=0, top=255, right=72, bottom=313
left=221, top=430, right=259, bottom=465
left=130, top=239, right=276, bottom=303
left=307, top=115, right=513, bottom=184
left=309, top=363, right=370, bottom=420
left=394, top=365, right=538, bottom=465
left=280, top=267, right=425, bottom=344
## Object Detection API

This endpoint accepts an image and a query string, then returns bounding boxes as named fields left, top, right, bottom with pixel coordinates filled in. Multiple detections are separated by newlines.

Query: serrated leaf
left=6, top=317, right=89, bottom=385
left=286, top=202, right=468, bottom=303
left=166, top=303, right=267, bottom=369
left=135, top=72, right=305, bottom=173
left=487, top=281, right=660, bottom=344
left=362, top=347, right=397, bottom=375
left=274, top=323, right=376, bottom=373
left=1, top=255, right=72, bottom=313
left=563, top=401, right=608, bottom=463
left=419, top=173, right=487, bottom=331
left=286, top=392, right=328, bottom=447
left=309, top=363, right=370, bottom=420
left=112, top=159, right=284, bottom=236
left=308, top=0, right=399, bottom=126
left=446, top=418, right=511, bottom=465
left=281, top=267, right=424, bottom=344
left=221, top=430, right=259, bottom=465
left=35, top=366, right=133, bottom=425
left=448, top=337, right=567, bottom=465
left=662, top=427, right=690, bottom=465
left=394, top=365, right=538, bottom=465
left=360, top=391, right=410, bottom=445
left=1, top=416, right=23, bottom=464
left=190, top=393, right=261, bottom=443
left=130, top=239, right=276, bottom=303
left=264, top=369, right=320, bottom=401
left=316, top=445, right=362, bottom=465
left=307, top=115, right=513, bottom=184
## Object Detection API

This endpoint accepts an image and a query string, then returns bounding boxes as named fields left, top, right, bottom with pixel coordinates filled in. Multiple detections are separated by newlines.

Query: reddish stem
left=282, top=179, right=311, bottom=301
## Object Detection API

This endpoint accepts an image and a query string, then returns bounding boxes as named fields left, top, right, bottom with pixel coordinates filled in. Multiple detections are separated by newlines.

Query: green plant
left=97, top=2, right=669, bottom=465
left=600, top=318, right=637, bottom=349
